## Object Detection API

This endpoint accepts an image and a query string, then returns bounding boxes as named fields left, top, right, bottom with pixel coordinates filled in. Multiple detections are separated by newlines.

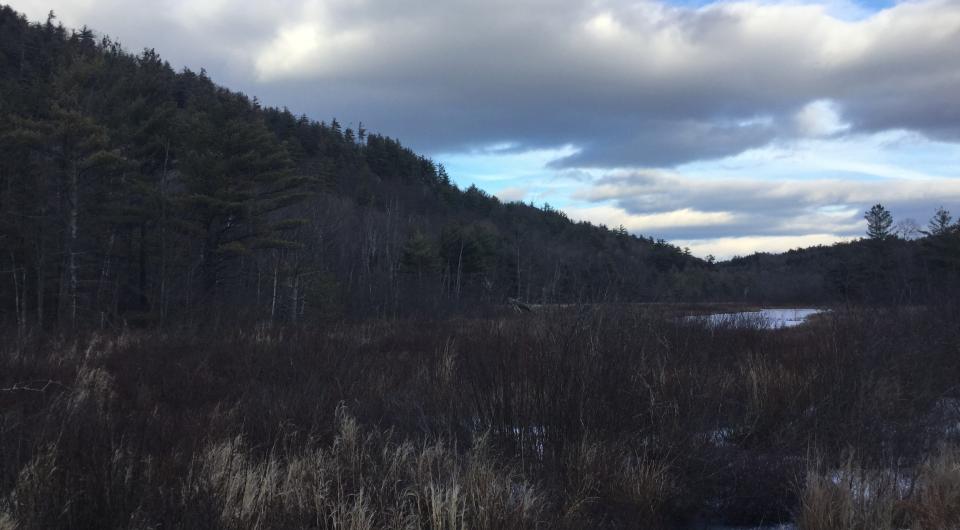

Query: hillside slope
left=0, top=6, right=700, bottom=327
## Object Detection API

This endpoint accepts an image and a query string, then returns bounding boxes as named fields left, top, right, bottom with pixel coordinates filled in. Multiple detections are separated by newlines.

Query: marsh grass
left=798, top=445, right=960, bottom=530
left=1, top=302, right=958, bottom=528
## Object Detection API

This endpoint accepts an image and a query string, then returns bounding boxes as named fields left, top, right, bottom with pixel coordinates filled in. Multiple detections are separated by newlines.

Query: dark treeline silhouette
left=712, top=205, right=960, bottom=305
left=0, top=6, right=701, bottom=331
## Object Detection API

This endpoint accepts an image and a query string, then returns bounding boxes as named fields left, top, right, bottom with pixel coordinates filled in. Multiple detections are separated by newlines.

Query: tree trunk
left=96, top=230, right=116, bottom=328
left=456, top=238, right=464, bottom=300
left=138, top=223, right=148, bottom=310
left=271, top=251, right=280, bottom=322
left=10, top=252, right=23, bottom=341
left=159, top=141, right=170, bottom=321
left=256, top=259, right=262, bottom=309
left=35, top=243, right=44, bottom=328
left=68, top=163, right=79, bottom=328
left=288, top=271, right=299, bottom=325
left=516, top=241, right=521, bottom=299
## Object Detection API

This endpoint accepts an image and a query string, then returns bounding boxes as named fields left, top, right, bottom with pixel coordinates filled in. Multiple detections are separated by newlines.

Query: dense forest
left=0, top=6, right=708, bottom=331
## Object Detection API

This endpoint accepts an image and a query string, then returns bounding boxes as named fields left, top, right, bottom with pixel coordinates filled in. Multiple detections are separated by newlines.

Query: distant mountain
left=0, top=6, right=705, bottom=327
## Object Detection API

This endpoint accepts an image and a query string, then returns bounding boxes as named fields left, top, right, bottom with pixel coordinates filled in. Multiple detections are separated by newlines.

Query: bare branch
left=0, top=380, right=67, bottom=393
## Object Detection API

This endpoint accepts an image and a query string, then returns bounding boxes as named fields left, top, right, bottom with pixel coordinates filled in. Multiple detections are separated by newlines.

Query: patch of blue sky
left=664, top=0, right=895, bottom=20
left=435, top=144, right=581, bottom=206
left=848, top=0, right=896, bottom=10
left=820, top=0, right=898, bottom=19
left=679, top=130, right=960, bottom=183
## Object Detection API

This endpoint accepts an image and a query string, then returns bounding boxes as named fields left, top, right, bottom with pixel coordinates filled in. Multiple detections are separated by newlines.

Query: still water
left=688, top=308, right=825, bottom=329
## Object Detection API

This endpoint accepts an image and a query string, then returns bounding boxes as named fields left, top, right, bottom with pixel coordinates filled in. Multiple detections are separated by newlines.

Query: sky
left=10, top=0, right=960, bottom=258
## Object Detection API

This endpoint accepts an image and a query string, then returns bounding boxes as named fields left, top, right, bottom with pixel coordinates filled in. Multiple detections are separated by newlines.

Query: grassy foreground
left=1, top=304, right=959, bottom=529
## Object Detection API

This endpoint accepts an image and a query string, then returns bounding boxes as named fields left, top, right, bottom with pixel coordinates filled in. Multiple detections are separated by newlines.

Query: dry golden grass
left=797, top=458, right=902, bottom=530
left=186, top=407, right=544, bottom=530
left=905, top=446, right=960, bottom=529
left=0, top=512, right=16, bottom=530
left=798, top=447, right=960, bottom=530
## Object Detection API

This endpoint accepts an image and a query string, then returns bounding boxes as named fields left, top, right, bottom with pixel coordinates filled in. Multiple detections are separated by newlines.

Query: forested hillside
left=713, top=220, right=960, bottom=305
left=0, top=6, right=699, bottom=329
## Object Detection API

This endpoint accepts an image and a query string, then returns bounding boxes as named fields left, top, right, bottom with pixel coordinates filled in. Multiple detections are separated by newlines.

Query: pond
left=686, top=308, right=825, bottom=329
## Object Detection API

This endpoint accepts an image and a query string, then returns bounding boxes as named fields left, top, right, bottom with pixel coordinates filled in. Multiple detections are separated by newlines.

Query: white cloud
left=567, top=129, right=960, bottom=246
left=496, top=186, right=530, bottom=202
left=794, top=99, right=849, bottom=137
left=254, top=21, right=372, bottom=81
left=566, top=205, right=737, bottom=231
left=674, top=234, right=858, bottom=259
left=584, top=12, right=625, bottom=40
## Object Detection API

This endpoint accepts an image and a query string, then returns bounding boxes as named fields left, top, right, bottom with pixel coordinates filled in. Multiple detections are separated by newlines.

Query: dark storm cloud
left=16, top=0, right=960, bottom=167
left=548, top=120, right=779, bottom=168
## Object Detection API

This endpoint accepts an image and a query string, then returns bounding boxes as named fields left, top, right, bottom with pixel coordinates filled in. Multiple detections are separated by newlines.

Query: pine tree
left=176, top=116, right=310, bottom=292
left=865, top=204, right=893, bottom=241
left=926, top=207, right=954, bottom=236
left=400, top=230, right=438, bottom=281
left=437, top=164, right=451, bottom=186
left=50, top=105, right=124, bottom=326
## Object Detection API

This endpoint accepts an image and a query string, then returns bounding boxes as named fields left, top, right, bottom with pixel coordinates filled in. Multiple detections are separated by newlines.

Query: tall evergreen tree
left=176, top=115, right=310, bottom=293
left=400, top=230, right=438, bottom=281
left=865, top=204, right=893, bottom=241
left=926, top=206, right=954, bottom=236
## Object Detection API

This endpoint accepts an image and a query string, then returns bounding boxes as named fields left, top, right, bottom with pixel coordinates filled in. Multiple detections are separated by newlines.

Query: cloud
left=495, top=186, right=530, bottom=202
left=572, top=164, right=960, bottom=243
left=566, top=204, right=738, bottom=232
left=549, top=120, right=779, bottom=168
left=794, top=100, right=849, bottom=137
left=17, top=0, right=960, bottom=168
left=674, top=234, right=858, bottom=259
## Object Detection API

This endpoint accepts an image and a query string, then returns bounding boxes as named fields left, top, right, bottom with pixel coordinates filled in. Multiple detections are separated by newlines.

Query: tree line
left=0, top=7, right=702, bottom=331
left=709, top=204, right=960, bottom=305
